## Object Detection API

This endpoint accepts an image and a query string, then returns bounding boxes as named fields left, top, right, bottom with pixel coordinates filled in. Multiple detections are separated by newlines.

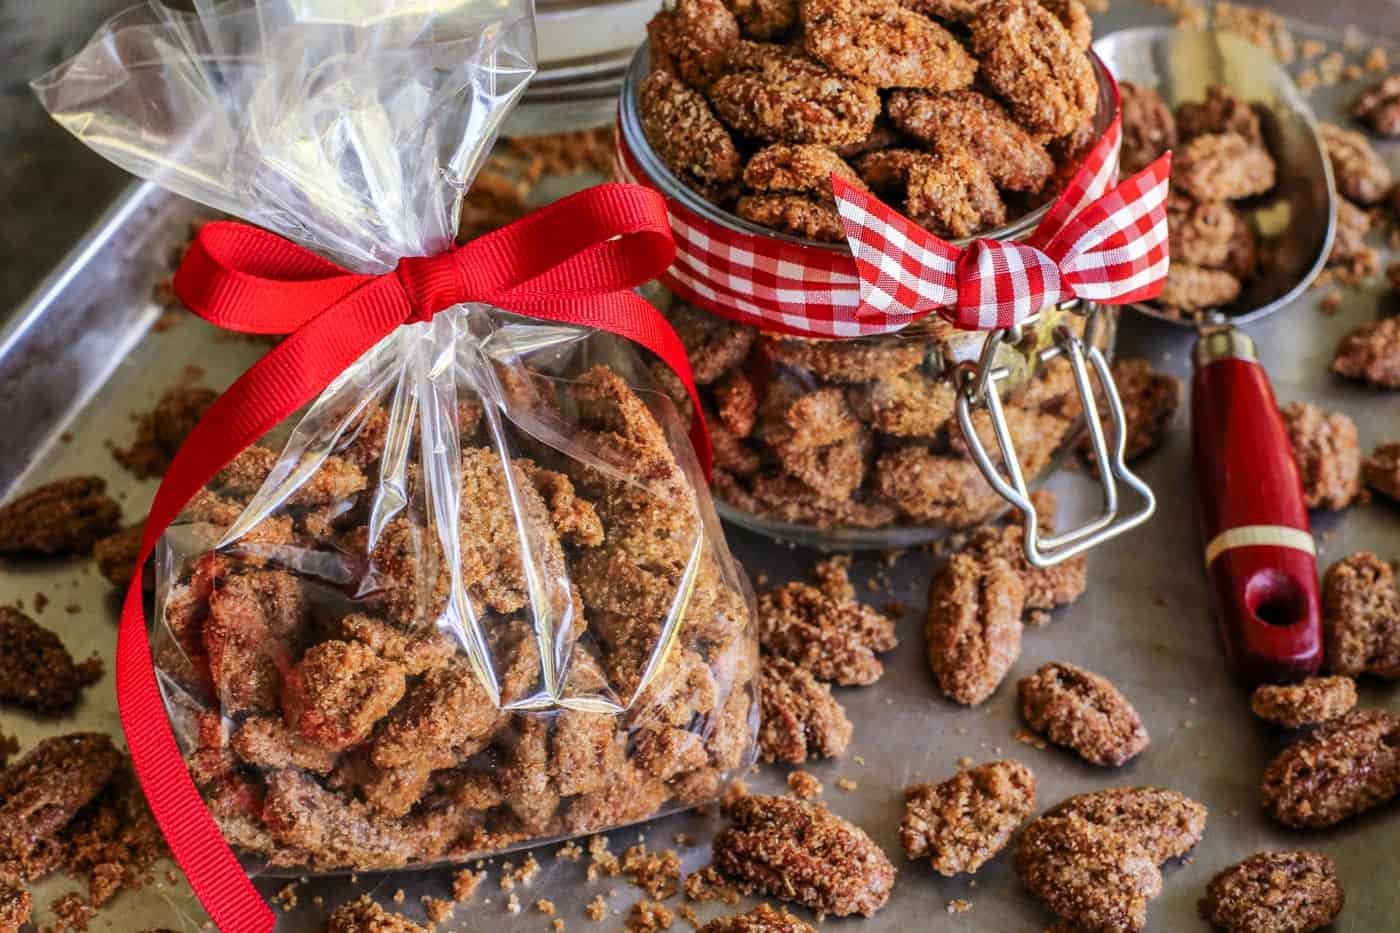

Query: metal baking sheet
left=1, top=5, right=1397, bottom=930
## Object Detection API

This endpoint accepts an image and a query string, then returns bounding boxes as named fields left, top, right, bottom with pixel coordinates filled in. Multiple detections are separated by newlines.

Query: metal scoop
left=1094, top=26, right=1337, bottom=325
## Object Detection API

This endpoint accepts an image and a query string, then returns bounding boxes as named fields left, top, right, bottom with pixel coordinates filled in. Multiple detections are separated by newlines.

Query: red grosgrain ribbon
left=832, top=150, right=1173, bottom=331
left=117, top=183, right=699, bottom=933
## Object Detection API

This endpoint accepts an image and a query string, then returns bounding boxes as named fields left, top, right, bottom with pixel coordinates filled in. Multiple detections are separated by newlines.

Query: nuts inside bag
left=157, top=334, right=758, bottom=871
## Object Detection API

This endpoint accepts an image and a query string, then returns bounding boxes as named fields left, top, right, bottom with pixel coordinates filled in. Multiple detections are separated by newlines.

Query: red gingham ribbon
left=617, top=74, right=1173, bottom=336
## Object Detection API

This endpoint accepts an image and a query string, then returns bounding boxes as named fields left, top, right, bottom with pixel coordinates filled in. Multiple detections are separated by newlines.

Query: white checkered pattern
left=617, top=78, right=1172, bottom=336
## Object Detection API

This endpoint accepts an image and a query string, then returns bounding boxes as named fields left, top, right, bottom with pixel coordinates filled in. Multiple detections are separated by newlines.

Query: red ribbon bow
left=117, top=183, right=703, bottom=933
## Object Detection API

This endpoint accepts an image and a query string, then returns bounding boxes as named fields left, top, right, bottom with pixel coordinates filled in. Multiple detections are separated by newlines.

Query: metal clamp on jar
left=955, top=301, right=1156, bottom=568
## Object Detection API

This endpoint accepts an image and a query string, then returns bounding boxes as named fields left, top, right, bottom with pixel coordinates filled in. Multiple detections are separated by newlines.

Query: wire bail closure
left=955, top=301, right=1157, bottom=569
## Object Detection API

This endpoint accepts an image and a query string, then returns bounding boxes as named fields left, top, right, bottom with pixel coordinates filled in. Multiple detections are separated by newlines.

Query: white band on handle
left=1204, top=524, right=1316, bottom=567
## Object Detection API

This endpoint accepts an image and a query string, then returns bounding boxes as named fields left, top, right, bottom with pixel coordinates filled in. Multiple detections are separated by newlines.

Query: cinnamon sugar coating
left=1280, top=401, right=1363, bottom=510
left=0, top=608, right=103, bottom=713
left=963, top=490, right=1087, bottom=613
left=888, top=89, right=1054, bottom=192
left=709, top=41, right=881, bottom=146
left=726, top=0, right=799, bottom=38
left=1018, top=661, right=1149, bottom=767
left=697, top=903, right=816, bottom=932
left=926, top=553, right=1025, bottom=705
left=802, top=0, right=977, bottom=91
left=899, top=760, right=1035, bottom=875
left=874, top=447, right=1003, bottom=526
left=0, top=476, right=121, bottom=557
left=905, top=147, right=1008, bottom=238
left=1260, top=709, right=1400, bottom=828
left=1352, top=74, right=1400, bottom=138
left=1319, top=122, right=1393, bottom=205
left=1168, top=195, right=1239, bottom=269
left=1363, top=441, right=1400, bottom=502
left=1039, top=0, right=1092, bottom=49
left=736, top=193, right=847, bottom=242
left=324, top=895, right=431, bottom=932
left=767, top=336, right=927, bottom=383
left=1322, top=552, right=1400, bottom=679
left=1175, top=84, right=1261, bottom=144
left=668, top=303, right=757, bottom=385
left=968, top=0, right=1098, bottom=140
left=1014, top=814, right=1162, bottom=933
left=0, top=734, right=123, bottom=866
left=640, top=70, right=742, bottom=203
left=1331, top=315, right=1400, bottom=388
left=758, top=556, right=897, bottom=685
left=1157, top=264, right=1241, bottom=314
left=1201, top=851, right=1345, bottom=933
left=1045, top=787, right=1207, bottom=865
left=1251, top=676, right=1358, bottom=729
left=758, top=654, right=854, bottom=762
left=847, top=369, right=956, bottom=437
left=713, top=792, right=895, bottom=917
left=648, top=0, right=741, bottom=90
left=1173, top=132, right=1277, bottom=201
left=742, top=143, right=866, bottom=201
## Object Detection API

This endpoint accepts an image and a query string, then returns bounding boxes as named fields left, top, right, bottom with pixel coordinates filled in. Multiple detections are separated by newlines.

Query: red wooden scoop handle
left=1191, top=329, right=1321, bottom=684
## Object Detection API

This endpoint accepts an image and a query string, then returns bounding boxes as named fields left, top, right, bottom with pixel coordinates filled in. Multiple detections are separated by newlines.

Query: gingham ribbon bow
left=833, top=150, right=1173, bottom=332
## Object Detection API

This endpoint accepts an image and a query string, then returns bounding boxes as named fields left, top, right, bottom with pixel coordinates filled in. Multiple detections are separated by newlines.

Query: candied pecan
left=1319, top=122, right=1394, bottom=205
left=1322, top=552, right=1400, bottom=679
left=0, top=873, right=29, bottom=933
left=232, top=716, right=339, bottom=775
left=292, top=641, right=406, bottom=751
left=1175, top=84, right=1261, bottom=144
left=711, top=423, right=761, bottom=474
left=766, top=335, right=927, bottom=382
left=926, top=553, right=1025, bottom=705
left=1157, top=263, right=1241, bottom=314
left=1045, top=787, right=1207, bottom=865
left=324, top=895, right=430, bottom=932
left=713, top=792, right=895, bottom=917
left=640, top=70, right=741, bottom=202
left=902, top=0, right=988, bottom=21
left=338, top=613, right=455, bottom=676
left=963, top=490, right=1087, bottom=612
left=1353, top=74, right=1400, bottom=137
left=758, top=560, right=897, bottom=685
left=1251, top=676, right=1358, bottom=729
left=1260, top=708, right=1400, bottom=828
left=736, top=193, right=846, bottom=242
left=852, top=147, right=925, bottom=195
left=830, top=120, right=902, bottom=159
left=0, top=734, right=122, bottom=865
left=697, top=903, right=815, bottom=932
left=94, top=522, right=144, bottom=589
left=213, top=446, right=367, bottom=506
left=0, top=607, right=102, bottom=713
left=726, top=0, right=799, bottom=38
left=669, top=303, right=757, bottom=385
left=888, top=89, right=1055, bottom=193
left=515, top=460, right=604, bottom=548
left=0, top=476, right=121, bottom=557
left=847, top=369, right=956, bottom=437
left=801, top=0, right=977, bottom=91
left=1364, top=441, right=1400, bottom=501
left=1015, top=814, right=1161, bottom=932
left=900, top=760, right=1035, bottom=875
left=1330, top=198, right=1373, bottom=271
left=563, top=762, right=672, bottom=834
left=1173, top=132, right=1276, bottom=201
left=714, top=370, right=758, bottom=438
left=1168, top=195, right=1239, bottom=268
left=1280, top=401, right=1363, bottom=510
left=759, top=384, right=860, bottom=449
left=758, top=654, right=853, bottom=762
left=905, top=147, right=1007, bottom=238
left=374, top=658, right=502, bottom=770
left=205, top=570, right=306, bottom=715
left=742, top=143, right=866, bottom=202
left=1201, top=851, right=1345, bottom=933
left=648, top=0, right=740, bottom=90
left=728, top=470, right=899, bottom=528
left=1039, top=0, right=1091, bottom=49
left=874, top=447, right=1002, bottom=526
left=1018, top=661, right=1149, bottom=767
left=262, top=771, right=418, bottom=869
left=968, top=0, right=1098, bottom=140
left=1089, top=356, right=1180, bottom=463
left=1331, top=315, right=1400, bottom=388
left=709, top=41, right=881, bottom=146
left=112, top=385, right=218, bottom=479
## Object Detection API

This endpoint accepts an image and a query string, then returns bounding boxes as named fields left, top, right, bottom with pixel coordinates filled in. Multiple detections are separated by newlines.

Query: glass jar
left=617, top=44, right=1155, bottom=556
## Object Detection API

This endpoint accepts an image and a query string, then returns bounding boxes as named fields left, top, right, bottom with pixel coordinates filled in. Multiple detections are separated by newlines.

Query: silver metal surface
left=1, top=5, right=1398, bottom=933
left=1095, top=26, right=1338, bottom=326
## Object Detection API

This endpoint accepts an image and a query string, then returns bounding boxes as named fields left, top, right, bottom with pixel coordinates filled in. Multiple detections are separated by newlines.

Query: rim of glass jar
left=618, top=41, right=1120, bottom=260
